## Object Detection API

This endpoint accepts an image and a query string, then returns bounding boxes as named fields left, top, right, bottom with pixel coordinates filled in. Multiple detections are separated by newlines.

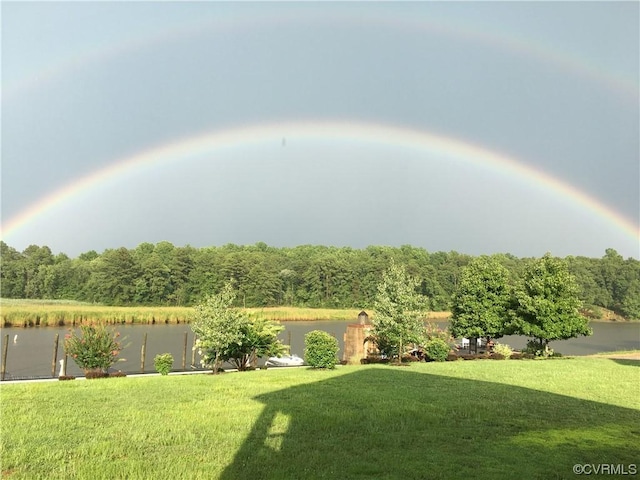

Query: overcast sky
left=2, top=2, right=638, bottom=259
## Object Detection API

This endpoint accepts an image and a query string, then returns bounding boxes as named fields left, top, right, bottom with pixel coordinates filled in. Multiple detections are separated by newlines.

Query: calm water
left=1, top=321, right=638, bottom=380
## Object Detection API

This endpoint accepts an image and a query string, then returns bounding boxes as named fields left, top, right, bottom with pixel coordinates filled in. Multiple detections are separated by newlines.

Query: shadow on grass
left=221, top=367, right=639, bottom=480
left=610, top=358, right=640, bottom=367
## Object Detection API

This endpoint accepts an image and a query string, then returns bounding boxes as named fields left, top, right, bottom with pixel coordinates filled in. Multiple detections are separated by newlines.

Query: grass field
left=1, top=358, right=638, bottom=479
left=0, top=299, right=451, bottom=327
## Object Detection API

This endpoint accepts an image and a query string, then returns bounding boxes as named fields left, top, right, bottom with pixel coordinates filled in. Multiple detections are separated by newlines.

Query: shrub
left=64, top=324, right=124, bottom=372
left=154, top=353, right=174, bottom=375
left=492, top=343, right=513, bottom=359
left=524, top=340, right=554, bottom=358
left=425, top=338, right=450, bottom=362
left=304, top=330, right=339, bottom=369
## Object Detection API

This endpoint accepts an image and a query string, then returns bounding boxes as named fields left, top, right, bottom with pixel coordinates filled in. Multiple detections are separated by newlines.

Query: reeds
left=1, top=299, right=451, bottom=327
left=244, top=307, right=365, bottom=322
left=1, top=300, right=194, bottom=327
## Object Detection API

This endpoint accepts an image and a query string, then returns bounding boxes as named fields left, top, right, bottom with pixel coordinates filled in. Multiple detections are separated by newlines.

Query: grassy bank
left=0, top=299, right=451, bottom=327
left=1, top=358, right=638, bottom=479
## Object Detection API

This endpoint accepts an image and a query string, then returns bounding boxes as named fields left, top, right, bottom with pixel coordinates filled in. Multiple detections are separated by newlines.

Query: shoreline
left=1, top=302, right=635, bottom=328
left=2, top=316, right=636, bottom=328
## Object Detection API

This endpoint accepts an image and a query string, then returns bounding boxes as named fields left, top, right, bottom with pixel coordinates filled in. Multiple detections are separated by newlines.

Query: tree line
left=450, top=254, right=591, bottom=355
left=1, top=241, right=638, bottom=319
left=369, top=256, right=591, bottom=362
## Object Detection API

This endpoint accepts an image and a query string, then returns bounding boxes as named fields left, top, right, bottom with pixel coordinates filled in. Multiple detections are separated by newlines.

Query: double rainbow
left=2, top=120, right=638, bottom=245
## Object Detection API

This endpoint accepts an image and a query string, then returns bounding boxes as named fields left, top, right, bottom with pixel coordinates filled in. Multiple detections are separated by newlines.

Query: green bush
left=304, top=330, right=339, bottom=369
left=492, top=343, right=513, bottom=360
left=424, top=338, right=450, bottom=362
left=524, top=340, right=554, bottom=358
left=154, top=353, right=174, bottom=375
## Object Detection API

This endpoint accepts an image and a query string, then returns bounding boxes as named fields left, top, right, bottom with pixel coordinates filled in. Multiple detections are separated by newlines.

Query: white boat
left=265, top=354, right=305, bottom=367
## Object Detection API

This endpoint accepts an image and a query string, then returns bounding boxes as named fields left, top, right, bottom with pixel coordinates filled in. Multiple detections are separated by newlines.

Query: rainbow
left=4, top=8, right=637, bottom=101
left=2, top=120, right=638, bottom=244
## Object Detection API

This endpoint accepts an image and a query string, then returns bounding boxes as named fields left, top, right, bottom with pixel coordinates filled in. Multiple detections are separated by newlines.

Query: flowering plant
left=64, top=324, right=125, bottom=371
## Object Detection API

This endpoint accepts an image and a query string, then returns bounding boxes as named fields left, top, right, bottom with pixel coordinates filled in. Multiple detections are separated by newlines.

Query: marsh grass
left=1, top=299, right=450, bottom=327
left=1, top=358, right=638, bottom=479
left=0, top=300, right=193, bottom=327
left=244, top=307, right=450, bottom=322
left=244, top=306, right=364, bottom=322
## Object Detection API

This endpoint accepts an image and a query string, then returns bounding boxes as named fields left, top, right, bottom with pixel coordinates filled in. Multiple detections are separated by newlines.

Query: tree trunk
left=213, top=352, right=220, bottom=375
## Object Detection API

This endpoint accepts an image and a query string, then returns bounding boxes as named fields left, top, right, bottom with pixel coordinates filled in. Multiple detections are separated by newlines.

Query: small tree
left=450, top=256, right=511, bottom=349
left=373, top=260, right=428, bottom=365
left=226, top=318, right=287, bottom=371
left=304, top=330, right=339, bottom=369
left=509, top=253, right=592, bottom=354
left=191, top=283, right=287, bottom=372
left=191, top=282, right=246, bottom=374
left=64, top=324, right=125, bottom=375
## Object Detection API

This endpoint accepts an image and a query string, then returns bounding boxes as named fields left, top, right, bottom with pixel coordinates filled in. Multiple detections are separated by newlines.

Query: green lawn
left=1, top=358, right=639, bottom=479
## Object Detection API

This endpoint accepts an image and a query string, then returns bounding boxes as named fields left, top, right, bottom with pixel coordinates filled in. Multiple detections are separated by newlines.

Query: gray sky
left=2, top=2, right=638, bottom=259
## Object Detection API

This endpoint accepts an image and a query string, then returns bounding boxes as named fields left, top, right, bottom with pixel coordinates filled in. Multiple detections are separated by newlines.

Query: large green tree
left=372, top=260, right=428, bottom=364
left=0, top=242, right=25, bottom=298
left=450, top=255, right=512, bottom=348
left=22, top=245, right=54, bottom=298
left=87, top=247, right=140, bottom=304
left=509, top=253, right=592, bottom=354
left=621, top=279, right=640, bottom=320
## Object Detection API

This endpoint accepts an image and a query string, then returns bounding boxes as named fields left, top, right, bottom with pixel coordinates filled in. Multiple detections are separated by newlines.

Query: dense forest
left=1, top=241, right=638, bottom=319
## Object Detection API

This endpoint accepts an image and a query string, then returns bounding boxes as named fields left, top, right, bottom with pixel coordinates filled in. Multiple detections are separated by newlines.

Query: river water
left=1, top=321, right=638, bottom=380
